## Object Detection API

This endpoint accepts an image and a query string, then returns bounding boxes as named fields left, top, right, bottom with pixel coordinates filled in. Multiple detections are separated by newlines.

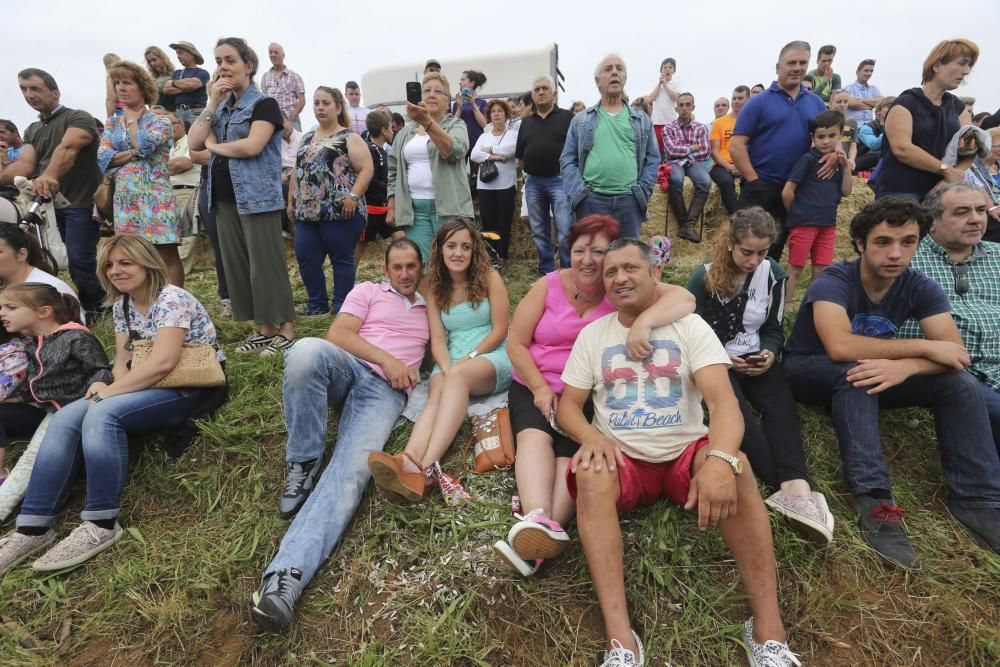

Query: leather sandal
left=368, top=451, right=431, bottom=503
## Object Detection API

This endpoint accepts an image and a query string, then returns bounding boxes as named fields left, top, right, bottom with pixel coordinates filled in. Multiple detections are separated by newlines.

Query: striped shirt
left=261, top=67, right=305, bottom=120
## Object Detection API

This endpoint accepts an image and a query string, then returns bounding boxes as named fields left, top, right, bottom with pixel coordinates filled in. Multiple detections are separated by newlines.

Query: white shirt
left=169, top=135, right=201, bottom=188
left=470, top=125, right=519, bottom=190
left=348, top=105, right=371, bottom=135
left=26, top=267, right=84, bottom=323
left=403, top=134, right=434, bottom=199
left=281, top=129, right=303, bottom=170
left=651, top=79, right=682, bottom=125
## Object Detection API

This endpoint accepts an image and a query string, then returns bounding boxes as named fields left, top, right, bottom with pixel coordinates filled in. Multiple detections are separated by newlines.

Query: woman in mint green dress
left=369, top=219, right=511, bottom=503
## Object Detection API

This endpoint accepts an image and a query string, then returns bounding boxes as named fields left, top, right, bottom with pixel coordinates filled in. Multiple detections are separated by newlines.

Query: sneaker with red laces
left=507, top=508, right=570, bottom=559
left=431, top=462, right=471, bottom=506
left=854, top=493, right=920, bottom=569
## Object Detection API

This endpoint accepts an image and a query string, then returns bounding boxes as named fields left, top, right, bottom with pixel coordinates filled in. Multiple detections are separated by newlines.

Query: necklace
left=573, top=280, right=603, bottom=304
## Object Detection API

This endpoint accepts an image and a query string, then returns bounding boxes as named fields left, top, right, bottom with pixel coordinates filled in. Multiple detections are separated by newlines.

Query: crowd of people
left=0, top=34, right=998, bottom=667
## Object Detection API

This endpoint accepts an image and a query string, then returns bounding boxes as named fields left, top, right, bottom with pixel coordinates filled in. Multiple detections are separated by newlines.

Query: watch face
left=734, top=458, right=744, bottom=474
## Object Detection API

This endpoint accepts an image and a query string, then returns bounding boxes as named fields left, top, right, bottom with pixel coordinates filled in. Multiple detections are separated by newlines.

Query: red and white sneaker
left=508, top=508, right=570, bottom=559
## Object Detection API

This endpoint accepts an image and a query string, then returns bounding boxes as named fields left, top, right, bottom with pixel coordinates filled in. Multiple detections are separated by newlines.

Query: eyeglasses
left=422, top=88, right=447, bottom=97
left=952, top=262, right=970, bottom=295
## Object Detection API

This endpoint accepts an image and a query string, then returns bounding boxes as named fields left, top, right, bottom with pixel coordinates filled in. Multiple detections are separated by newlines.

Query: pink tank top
left=512, top=270, right=615, bottom=395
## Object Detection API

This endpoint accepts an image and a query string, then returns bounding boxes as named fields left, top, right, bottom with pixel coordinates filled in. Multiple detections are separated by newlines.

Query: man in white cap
left=165, top=41, right=210, bottom=129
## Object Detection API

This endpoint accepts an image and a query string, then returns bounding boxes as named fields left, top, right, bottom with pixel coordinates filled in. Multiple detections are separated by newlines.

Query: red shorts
left=653, top=124, right=666, bottom=154
left=787, top=225, right=836, bottom=267
left=566, top=436, right=710, bottom=512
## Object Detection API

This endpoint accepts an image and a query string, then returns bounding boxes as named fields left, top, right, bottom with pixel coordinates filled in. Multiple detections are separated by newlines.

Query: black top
left=212, top=98, right=283, bottom=204
left=515, top=106, right=575, bottom=177
left=365, top=139, right=388, bottom=206
left=172, top=68, right=211, bottom=107
left=785, top=148, right=844, bottom=228
left=879, top=88, right=964, bottom=197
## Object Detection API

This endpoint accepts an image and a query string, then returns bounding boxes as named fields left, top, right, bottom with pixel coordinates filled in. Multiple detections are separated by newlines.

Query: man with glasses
left=845, top=59, right=884, bottom=125
left=899, top=184, right=1000, bottom=452
left=783, top=196, right=1000, bottom=568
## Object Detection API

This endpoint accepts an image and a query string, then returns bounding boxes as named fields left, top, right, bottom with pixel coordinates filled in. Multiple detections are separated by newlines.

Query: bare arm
left=885, top=105, right=964, bottom=182
left=105, top=75, right=117, bottom=118
left=34, top=128, right=94, bottom=197
left=325, top=313, right=417, bottom=391
left=840, top=155, right=853, bottom=196
left=728, top=135, right=756, bottom=180
left=93, top=328, right=185, bottom=398
left=710, top=138, right=727, bottom=168
left=426, top=294, right=452, bottom=373
left=0, top=143, right=37, bottom=184
left=625, top=282, right=697, bottom=360
left=560, top=383, right=626, bottom=474
left=293, top=93, right=305, bottom=119
left=165, top=77, right=205, bottom=93
left=468, top=270, right=510, bottom=356
left=168, top=155, right=194, bottom=174
left=506, top=276, right=550, bottom=393
left=781, top=180, right=797, bottom=212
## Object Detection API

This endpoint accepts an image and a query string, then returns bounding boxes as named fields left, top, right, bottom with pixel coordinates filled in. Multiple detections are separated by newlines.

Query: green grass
left=1, top=183, right=998, bottom=666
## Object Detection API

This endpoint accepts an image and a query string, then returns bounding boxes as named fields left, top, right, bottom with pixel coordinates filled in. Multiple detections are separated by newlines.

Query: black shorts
left=361, top=211, right=394, bottom=242
left=508, top=380, right=592, bottom=459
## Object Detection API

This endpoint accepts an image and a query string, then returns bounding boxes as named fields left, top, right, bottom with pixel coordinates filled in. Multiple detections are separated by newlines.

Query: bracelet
left=424, top=121, right=434, bottom=131
left=92, top=394, right=103, bottom=403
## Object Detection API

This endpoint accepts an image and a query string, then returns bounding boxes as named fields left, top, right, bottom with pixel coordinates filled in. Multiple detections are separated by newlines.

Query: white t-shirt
left=561, top=313, right=731, bottom=463
left=706, top=260, right=774, bottom=356
left=169, top=135, right=201, bottom=188
left=348, top=105, right=371, bottom=135
left=403, top=134, right=435, bottom=200
left=651, top=79, right=682, bottom=125
left=281, top=129, right=303, bottom=170
left=471, top=126, right=519, bottom=190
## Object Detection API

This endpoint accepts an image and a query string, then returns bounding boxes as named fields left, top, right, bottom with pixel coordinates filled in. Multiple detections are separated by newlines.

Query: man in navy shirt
left=730, top=40, right=831, bottom=261
left=784, top=198, right=1000, bottom=568
left=165, top=41, right=210, bottom=130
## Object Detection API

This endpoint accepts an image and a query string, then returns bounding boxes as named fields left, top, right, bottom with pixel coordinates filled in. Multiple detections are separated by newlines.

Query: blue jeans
left=17, top=389, right=204, bottom=528
left=784, top=354, right=1000, bottom=508
left=976, top=379, right=1000, bottom=454
left=667, top=160, right=712, bottom=198
left=294, top=214, right=366, bottom=313
left=266, top=338, right=406, bottom=584
left=575, top=192, right=644, bottom=240
left=54, top=207, right=105, bottom=312
left=525, top=175, right=572, bottom=273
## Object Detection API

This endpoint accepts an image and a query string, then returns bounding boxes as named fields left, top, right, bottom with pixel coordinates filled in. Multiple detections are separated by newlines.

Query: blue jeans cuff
left=81, top=508, right=120, bottom=521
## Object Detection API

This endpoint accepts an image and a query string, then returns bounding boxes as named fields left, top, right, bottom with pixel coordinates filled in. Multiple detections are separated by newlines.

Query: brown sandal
left=368, top=452, right=431, bottom=503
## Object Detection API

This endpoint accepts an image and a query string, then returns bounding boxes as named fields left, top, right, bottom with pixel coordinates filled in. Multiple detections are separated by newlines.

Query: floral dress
left=97, top=111, right=179, bottom=244
left=292, top=128, right=367, bottom=222
left=113, top=285, right=225, bottom=362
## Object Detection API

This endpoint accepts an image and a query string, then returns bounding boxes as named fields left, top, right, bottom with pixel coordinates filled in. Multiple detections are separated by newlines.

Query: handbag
left=477, top=129, right=508, bottom=183
left=94, top=175, right=115, bottom=222
left=123, top=295, right=225, bottom=389
left=464, top=406, right=515, bottom=473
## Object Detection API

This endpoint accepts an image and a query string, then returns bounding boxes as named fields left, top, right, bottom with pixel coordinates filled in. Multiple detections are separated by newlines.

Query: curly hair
left=108, top=61, right=159, bottom=106
left=705, top=207, right=778, bottom=299
left=429, top=219, right=491, bottom=312
left=849, top=197, right=932, bottom=253
left=143, top=46, right=176, bottom=78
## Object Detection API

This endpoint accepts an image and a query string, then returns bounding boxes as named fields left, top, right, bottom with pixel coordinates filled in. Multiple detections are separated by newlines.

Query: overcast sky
left=4, top=0, right=999, bottom=133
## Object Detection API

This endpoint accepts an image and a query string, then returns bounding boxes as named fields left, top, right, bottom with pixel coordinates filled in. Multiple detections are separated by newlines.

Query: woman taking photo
left=451, top=70, right=489, bottom=153
left=144, top=46, right=177, bottom=111
left=288, top=87, right=373, bottom=315
left=493, top=215, right=696, bottom=576
left=686, top=208, right=832, bottom=544
left=387, top=72, right=473, bottom=262
left=97, top=60, right=184, bottom=287
left=879, top=39, right=978, bottom=201
left=0, top=234, right=223, bottom=574
left=188, top=37, right=296, bottom=356
left=470, top=99, right=518, bottom=262
left=368, top=219, right=510, bottom=504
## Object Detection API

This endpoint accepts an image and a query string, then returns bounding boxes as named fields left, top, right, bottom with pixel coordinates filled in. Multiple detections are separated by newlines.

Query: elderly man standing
left=730, top=41, right=829, bottom=261
left=662, top=93, right=711, bottom=242
left=165, top=41, right=210, bottom=130
left=515, top=75, right=575, bottom=274
left=560, top=54, right=660, bottom=240
left=262, top=43, right=306, bottom=131
left=901, top=184, right=1000, bottom=452
left=845, top=59, right=884, bottom=126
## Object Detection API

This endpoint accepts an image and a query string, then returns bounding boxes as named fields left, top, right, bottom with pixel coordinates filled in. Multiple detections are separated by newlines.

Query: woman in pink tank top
left=493, top=215, right=696, bottom=577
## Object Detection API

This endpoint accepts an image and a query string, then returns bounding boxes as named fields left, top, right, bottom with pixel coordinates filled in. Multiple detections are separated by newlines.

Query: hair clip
left=649, top=235, right=672, bottom=266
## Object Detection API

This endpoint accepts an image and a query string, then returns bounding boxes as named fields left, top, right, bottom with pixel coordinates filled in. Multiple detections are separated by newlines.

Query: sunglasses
left=952, top=262, right=970, bottom=296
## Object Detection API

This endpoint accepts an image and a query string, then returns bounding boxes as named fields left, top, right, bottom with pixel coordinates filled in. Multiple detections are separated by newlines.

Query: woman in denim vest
left=188, top=37, right=295, bottom=357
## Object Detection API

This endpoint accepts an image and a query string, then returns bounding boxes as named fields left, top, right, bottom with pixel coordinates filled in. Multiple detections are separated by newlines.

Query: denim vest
left=208, top=83, right=284, bottom=214
left=559, top=102, right=660, bottom=211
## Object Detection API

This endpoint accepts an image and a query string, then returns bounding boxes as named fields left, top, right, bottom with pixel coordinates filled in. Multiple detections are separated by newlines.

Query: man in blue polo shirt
left=730, top=40, right=832, bottom=261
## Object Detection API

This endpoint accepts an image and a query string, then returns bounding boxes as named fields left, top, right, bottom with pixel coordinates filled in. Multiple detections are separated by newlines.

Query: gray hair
left=923, top=182, right=986, bottom=220
left=594, top=53, right=627, bottom=79
left=779, top=40, right=812, bottom=60
left=606, top=237, right=653, bottom=265
left=532, top=74, right=555, bottom=89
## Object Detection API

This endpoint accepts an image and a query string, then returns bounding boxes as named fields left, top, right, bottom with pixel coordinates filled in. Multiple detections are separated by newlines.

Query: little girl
left=0, top=283, right=112, bottom=482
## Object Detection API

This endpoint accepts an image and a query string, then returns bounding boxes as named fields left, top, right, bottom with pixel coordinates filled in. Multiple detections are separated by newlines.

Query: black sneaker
left=251, top=568, right=304, bottom=632
left=946, top=504, right=1000, bottom=555
left=854, top=494, right=920, bottom=569
left=279, top=458, right=322, bottom=519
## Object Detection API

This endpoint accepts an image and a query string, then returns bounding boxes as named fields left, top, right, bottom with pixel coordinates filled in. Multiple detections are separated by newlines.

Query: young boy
left=828, top=90, right=858, bottom=168
left=782, top=110, right=853, bottom=303
left=355, top=111, right=400, bottom=265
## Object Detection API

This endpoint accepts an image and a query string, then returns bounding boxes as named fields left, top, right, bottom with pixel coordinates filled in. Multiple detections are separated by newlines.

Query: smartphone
left=405, top=81, right=422, bottom=105
left=743, top=353, right=767, bottom=364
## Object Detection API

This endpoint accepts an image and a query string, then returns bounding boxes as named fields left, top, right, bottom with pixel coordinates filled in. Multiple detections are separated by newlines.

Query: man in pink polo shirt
left=251, top=239, right=429, bottom=632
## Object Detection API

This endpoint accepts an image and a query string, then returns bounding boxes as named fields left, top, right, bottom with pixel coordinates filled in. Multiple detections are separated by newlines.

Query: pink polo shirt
left=339, top=281, right=429, bottom=381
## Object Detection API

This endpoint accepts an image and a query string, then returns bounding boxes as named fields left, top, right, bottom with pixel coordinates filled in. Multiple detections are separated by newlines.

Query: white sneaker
left=744, top=617, right=800, bottom=666
left=0, top=529, right=55, bottom=576
left=765, top=490, right=833, bottom=545
left=492, top=539, right=541, bottom=577
left=32, top=522, right=124, bottom=572
left=599, top=631, right=645, bottom=666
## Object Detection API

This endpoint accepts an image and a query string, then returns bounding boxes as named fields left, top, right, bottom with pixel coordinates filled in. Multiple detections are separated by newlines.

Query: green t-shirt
left=23, top=107, right=101, bottom=209
left=583, top=107, right=637, bottom=195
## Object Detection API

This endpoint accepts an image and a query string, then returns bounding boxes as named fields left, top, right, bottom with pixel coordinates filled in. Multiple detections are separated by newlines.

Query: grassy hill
left=1, top=182, right=998, bottom=666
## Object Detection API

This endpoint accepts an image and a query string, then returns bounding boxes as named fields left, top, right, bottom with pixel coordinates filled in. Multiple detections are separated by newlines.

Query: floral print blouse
left=113, top=285, right=224, bottom=361
left=292, top=128, right=366, bottom=222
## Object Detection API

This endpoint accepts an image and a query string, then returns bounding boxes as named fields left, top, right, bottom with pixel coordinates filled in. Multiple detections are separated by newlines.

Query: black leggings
left=0, top=403, right=47, bottom=449
left=728, top=364, right=809, bottom=489
left=478, top=186, right=516, bottom=259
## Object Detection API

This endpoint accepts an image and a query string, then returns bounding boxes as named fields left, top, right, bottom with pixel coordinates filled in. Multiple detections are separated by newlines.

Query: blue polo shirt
left=171, top=67, right=210, bottom=107
left=733, top=82, right=826, bottom=185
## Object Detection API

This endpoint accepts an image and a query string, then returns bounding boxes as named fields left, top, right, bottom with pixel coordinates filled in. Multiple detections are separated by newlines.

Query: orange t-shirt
left=710, top=114, right=737, bottom=165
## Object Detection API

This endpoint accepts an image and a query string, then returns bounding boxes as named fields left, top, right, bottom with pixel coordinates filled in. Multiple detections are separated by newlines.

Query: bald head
left=268, top=43, right=285, bottom=68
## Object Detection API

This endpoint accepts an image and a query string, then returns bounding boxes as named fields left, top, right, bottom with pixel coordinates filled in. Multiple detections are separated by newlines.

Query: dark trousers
left=54, top=207, right=105, bottom=313
left=738, top=179, right=787, bottom=261
left=729, top=364, right=809, bottom=489
left=0, top=403, right=46, bottom=449
left=710, top=165, right=740, bottom=214
left=478, top=186, right=516, bottom=259
left=294, top=214, right=366, bottom=314
left=197, top=184, right=229, bottom=300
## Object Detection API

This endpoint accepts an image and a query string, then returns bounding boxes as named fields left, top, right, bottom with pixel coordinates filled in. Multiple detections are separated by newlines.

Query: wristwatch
left=939, top=163, right=949, bottom=172
left=348, top=193, right=361, bottom=202
left=467, top=350, right=479, bottom=359
left=704, top=449, right=743, bottom=475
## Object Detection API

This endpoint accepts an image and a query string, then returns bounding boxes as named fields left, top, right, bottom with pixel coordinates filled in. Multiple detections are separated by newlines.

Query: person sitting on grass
left=687, top=208, right=833, bottom=544
left=558, top=238, right=797, bottom=667
left=783, top=197, right=1000, bottom=569
left=251, top=239, right=430, bottom=632
left=368, top=219, right=511, bottom=505
left=782, top=110, right=853, bottom=304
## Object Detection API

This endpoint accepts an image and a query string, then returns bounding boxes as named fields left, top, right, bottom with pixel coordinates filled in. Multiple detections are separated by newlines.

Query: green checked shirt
left=898, top=236, right=1000, bottom=390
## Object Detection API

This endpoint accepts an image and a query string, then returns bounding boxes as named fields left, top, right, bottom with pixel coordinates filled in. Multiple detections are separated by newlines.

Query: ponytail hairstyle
left=0, top=223, right=56, bottom=279
left=1, top=282, right=83, bottom=325
left=462, top=69, right=487, bottom=90
left=314, top=86, right=351, bottom=129
left=705, top=207, right=777, bottom=299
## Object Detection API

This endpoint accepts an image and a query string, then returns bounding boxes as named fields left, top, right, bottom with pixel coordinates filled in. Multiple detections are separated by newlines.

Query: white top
left=470, top=126, right=519, bottom=190
left=705, top=260, right=775, bottom=356
left=403, top=134, right=434, bottom=200
left=650, top=79, right=682, bottom=125
left=26, top=267, right=84, bottom=323
left=281, top=129, right=303, bottom=170
left=348, top=105, right=371, bottom=135
left=169, top=136, right=201, bottom=188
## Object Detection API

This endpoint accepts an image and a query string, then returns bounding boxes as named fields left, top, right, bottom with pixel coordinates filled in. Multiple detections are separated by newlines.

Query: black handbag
left=477, top=129, right=508, bottom=183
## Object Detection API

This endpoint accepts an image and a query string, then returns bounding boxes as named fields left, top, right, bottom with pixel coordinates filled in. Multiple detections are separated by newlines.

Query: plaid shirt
left=261, top=67, right=305, bottom=118
left=661, top=119, right=710, bottom=166
left=899, top=236, right=1000, bottom=389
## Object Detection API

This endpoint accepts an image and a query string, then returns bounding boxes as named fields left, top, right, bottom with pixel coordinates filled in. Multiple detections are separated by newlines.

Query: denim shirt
left=559, top=102, right=660, bottom=212
left=208, top=83, right=284, bottom=214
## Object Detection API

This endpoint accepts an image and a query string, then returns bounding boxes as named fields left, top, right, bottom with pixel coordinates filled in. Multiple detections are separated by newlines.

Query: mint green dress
left=431, top=299, right=512, bottom=393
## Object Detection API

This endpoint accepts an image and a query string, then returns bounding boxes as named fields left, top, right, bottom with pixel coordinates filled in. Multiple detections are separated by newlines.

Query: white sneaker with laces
left=599, top=631, right=645, bottom=666
left=744, top=617, right=801, bottom=666
left=32, top=521, right=124, bottom=572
